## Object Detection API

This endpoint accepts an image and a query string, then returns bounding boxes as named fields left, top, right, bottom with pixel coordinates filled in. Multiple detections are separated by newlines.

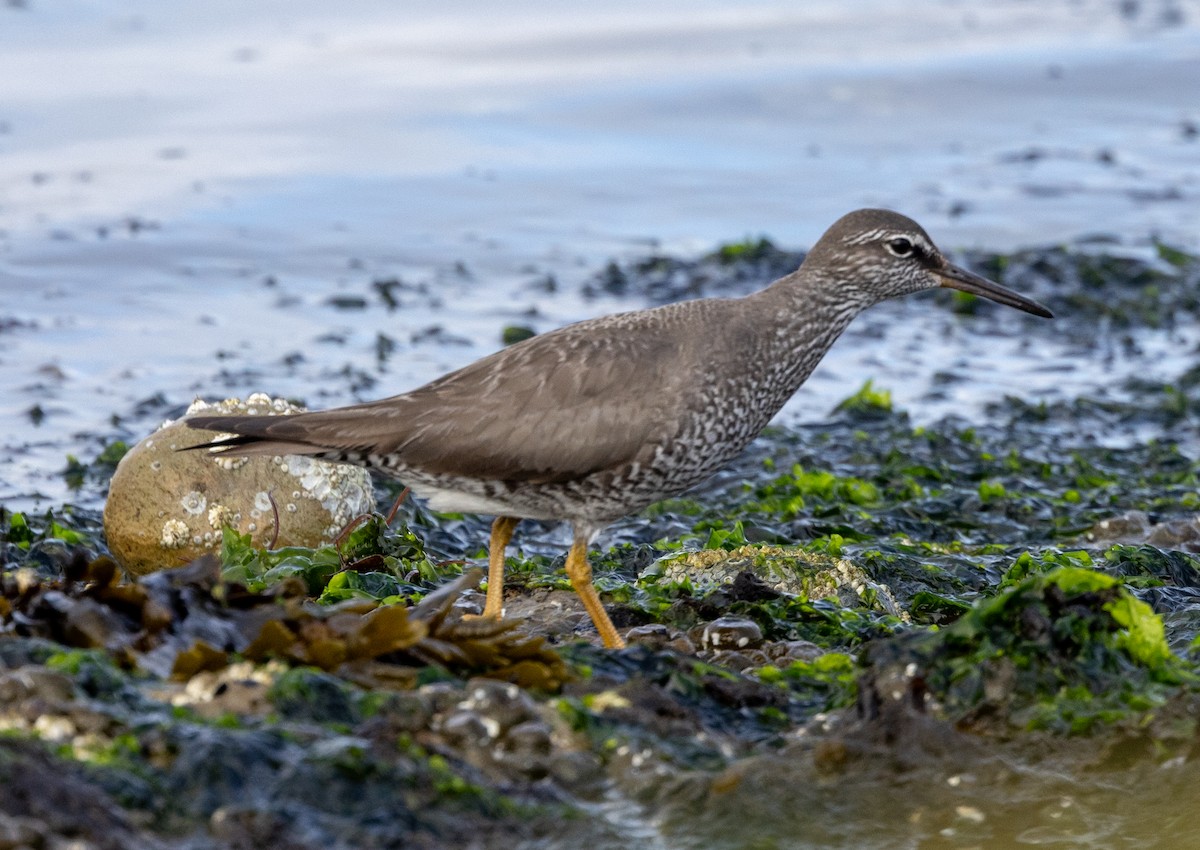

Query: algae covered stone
left=650, top=544, right=905, bottom=617
left=103, top=394, right=374, bottom=575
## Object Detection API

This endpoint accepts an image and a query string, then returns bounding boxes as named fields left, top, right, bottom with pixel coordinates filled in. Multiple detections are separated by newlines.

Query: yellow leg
left=565, top=536, right=626, bottom=649
left=483, top=516, right=520, bottom=619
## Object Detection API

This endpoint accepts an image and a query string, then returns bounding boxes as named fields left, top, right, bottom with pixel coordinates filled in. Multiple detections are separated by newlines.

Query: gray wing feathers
left=189, top=303, right=713, bottom=483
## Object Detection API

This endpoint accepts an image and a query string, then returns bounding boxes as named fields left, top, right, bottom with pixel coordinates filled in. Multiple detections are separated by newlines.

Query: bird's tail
left=181, top=415, right=333, bottom=458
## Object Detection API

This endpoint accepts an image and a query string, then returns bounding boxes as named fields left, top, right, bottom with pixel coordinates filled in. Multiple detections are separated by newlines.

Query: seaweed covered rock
left=863, top=565, right=1182, bottom=735
left=653, top=544, right=903, bottom=616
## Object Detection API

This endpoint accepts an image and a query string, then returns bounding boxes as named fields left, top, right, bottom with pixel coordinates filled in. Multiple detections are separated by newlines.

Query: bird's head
left=804, top=208, right=1052, bottom=318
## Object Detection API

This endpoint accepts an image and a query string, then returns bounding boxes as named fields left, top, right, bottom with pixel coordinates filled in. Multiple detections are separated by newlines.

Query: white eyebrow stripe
left=846, top=229, right=936, bottom=254
left=845, top=228, right=890, bottom=245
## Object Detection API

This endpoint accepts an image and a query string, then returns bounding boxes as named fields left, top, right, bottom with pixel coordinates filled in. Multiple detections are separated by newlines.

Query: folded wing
left=187, top=309, right=698, bottom=484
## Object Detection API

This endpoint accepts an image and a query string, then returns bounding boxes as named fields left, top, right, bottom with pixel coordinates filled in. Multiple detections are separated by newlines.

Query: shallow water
left=1, top=3, right=1199, bottom=511
left=642, top=736, right=1200, bottom=850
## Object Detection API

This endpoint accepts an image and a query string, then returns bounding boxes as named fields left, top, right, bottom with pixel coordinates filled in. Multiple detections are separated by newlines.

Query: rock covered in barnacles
left=103, top=394, right=374, bottom=575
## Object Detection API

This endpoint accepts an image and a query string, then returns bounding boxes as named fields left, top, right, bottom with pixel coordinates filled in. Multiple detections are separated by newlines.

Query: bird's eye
left=886, top=237, right=915, bottom=258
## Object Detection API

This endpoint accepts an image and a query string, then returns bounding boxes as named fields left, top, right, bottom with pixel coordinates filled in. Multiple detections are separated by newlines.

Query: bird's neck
left=749, top=269, right=869, bottom=393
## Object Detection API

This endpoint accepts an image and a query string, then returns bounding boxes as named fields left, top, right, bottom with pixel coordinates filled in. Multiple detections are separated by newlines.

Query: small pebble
left=497, top=719, right=553, bottom=778
left=439, top=709, right=499, bottom=748
left=697, top=616, right=763, bottom=651
left=460, top=677, right=537, bottom=733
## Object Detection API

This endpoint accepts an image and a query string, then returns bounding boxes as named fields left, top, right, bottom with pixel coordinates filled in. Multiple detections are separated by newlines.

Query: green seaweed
left=832, top=379, right=893, bottom=417
left=755, top=651, right=859, bottom=711
left=711, top=236, right=779, bottom=264
left=1, top=507, right=98, bottom=556
left=896, top=566, right=1187, bottom=734
left=219, top=515, right=451, bottom=600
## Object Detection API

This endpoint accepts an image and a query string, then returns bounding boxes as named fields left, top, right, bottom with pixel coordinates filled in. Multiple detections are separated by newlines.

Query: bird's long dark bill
left=938, top=263, right=1053, bottom=318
